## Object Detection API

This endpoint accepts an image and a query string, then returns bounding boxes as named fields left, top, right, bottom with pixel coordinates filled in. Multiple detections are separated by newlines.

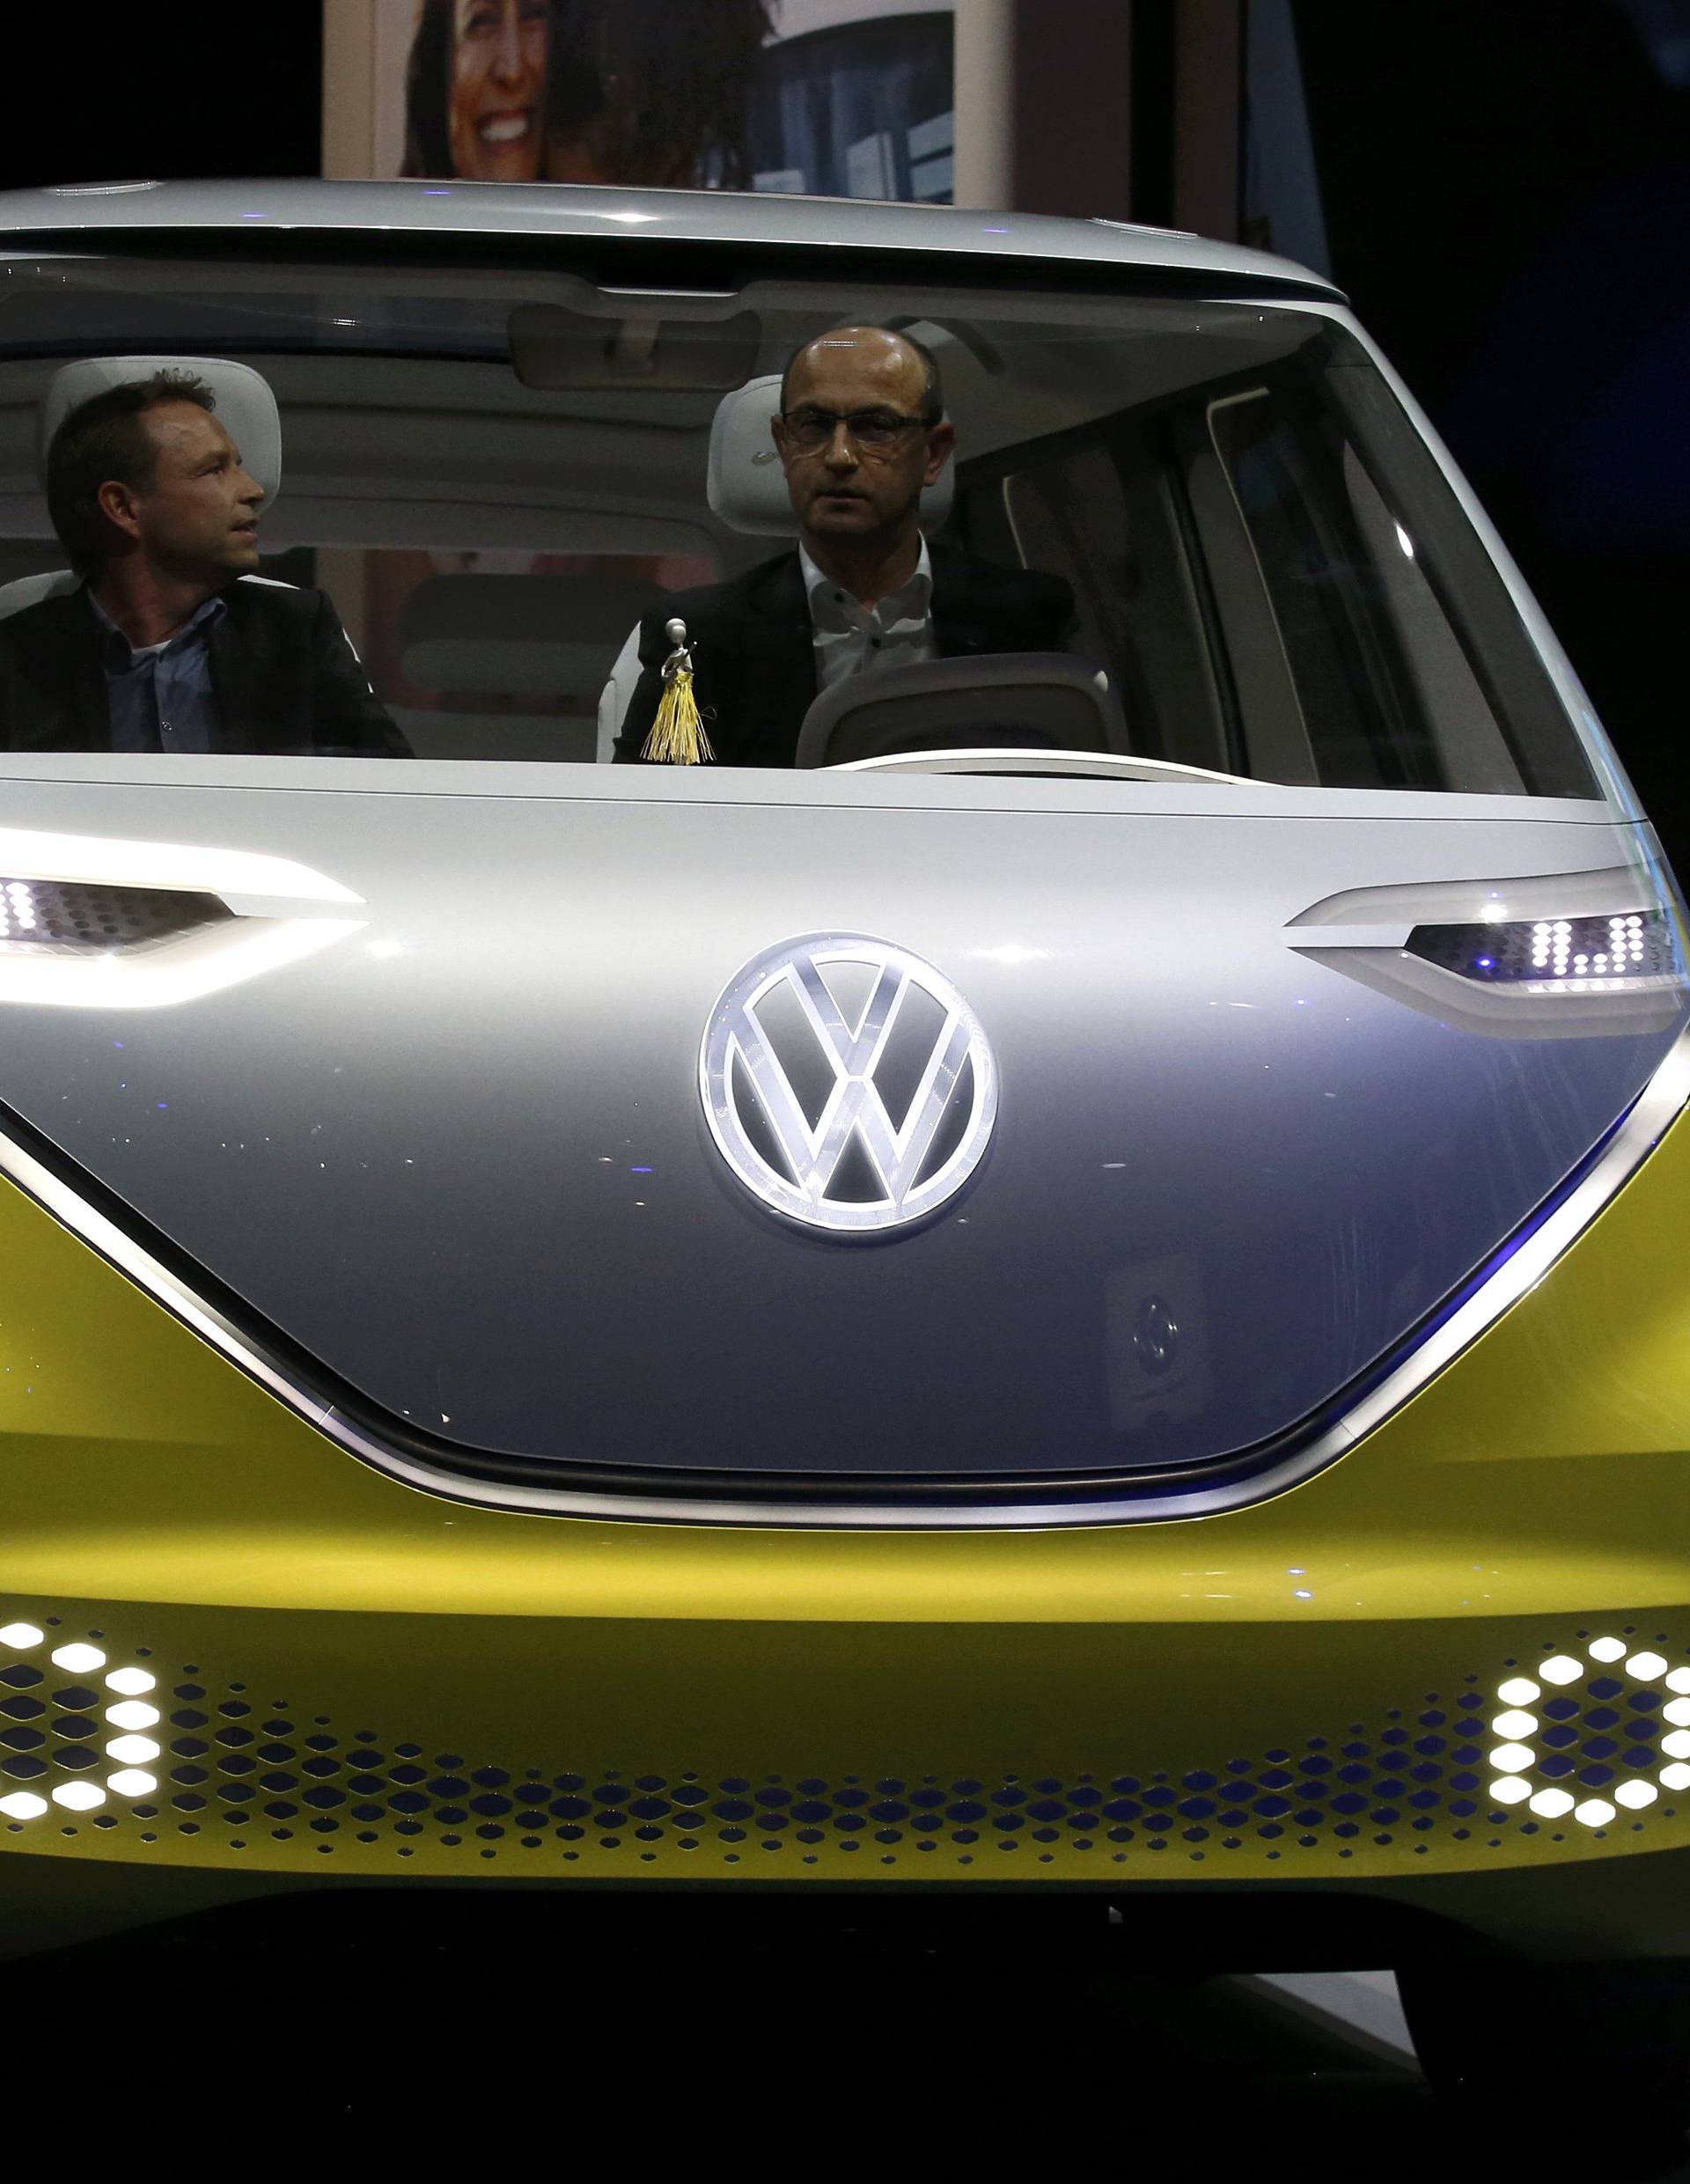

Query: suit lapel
left=205, top=591, right=258, bottom=754
left=735, top=553, right=815, bottom=762
left=30, top=592, right=110, bottom=750
left=929, top=540, right=991, bottom=660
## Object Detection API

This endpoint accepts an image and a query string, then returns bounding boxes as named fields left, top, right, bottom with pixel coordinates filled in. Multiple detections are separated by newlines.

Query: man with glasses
left=613, top=325, right=1074, bottom=765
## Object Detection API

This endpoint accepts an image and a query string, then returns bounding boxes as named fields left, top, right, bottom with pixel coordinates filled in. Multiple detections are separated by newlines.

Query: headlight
left=1406, top=908, right=1679, bottom=993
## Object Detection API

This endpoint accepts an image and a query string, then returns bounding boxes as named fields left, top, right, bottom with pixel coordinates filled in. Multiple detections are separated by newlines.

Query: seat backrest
left=794, top=652, right=1124, bottom=769
left=708, top=374, right=956, bottom=538
left=0, top=355, right=284, bottom=622
left=0, top=569, right=80, bottom=621
left=399, top=573, right=662, bottom=701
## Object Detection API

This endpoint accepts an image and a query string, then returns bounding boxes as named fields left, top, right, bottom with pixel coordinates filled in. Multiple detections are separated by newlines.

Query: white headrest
left=40, top=356, right=283, bottom=502
left=708, top=373, right=955, bottom=538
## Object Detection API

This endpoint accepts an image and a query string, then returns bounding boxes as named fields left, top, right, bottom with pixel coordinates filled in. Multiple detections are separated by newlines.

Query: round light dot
left=104, top=1668, right=155, bottom=1697
left=1573, top=1798, right=1615, bottom=1827
left=1661, top=1730, right=1690, bottom=1761
left=49, top=1643, right=106, bottom=1674
left=105, top=1734, right=159, bottom=1766
left=1489, top=1776, right=1532, bottom=1805
left=0, top=1790, right=48, bottom=1820
left=1665, top=1668, right=1690, bottom=1695
left=106, top=1769, right=156, bottom=1798
left=1491, top=1710, right=1538, bottom=1739
left=1660, top=1763, right=1690, bottom=1792
left=1586, top=1636, right=1628, bottom=1664
left=1489, top=1742, right=1535, bottom=1774
left=1539, top=1655, right=1583, bottom=1687
left=1497, top=1677, right=1541, bottom=1706
left=104, top=1700, right=159, bottom=1732
left=1614, top=1780, right=1657, bottom=1810
left=1628, top=1651, right=1669, bottom=1680
left=1664, top=1699, right=1690, bottom=1728
left=50, top=1780, right=104, bottom=1813
left=1527, top=1787, right=1575, bottom=1819
left=0, top=1621, right=43, bottom=1650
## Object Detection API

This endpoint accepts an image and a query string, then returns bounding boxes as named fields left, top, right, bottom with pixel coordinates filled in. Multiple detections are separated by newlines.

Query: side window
left=974, top=423, right=1238, bottom=774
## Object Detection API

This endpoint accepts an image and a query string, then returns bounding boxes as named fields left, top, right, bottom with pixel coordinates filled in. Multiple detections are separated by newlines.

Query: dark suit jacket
left=613, top=542, right=1076, bottom=767
left=0, top=579, right=409, bottom=757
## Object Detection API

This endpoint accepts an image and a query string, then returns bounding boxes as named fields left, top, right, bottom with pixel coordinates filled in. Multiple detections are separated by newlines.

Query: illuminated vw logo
left=700, top=932, right=998, bottom=1235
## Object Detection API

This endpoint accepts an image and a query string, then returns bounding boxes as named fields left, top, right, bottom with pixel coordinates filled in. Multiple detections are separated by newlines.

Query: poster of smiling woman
left=321, top=0, right=956, bottom=202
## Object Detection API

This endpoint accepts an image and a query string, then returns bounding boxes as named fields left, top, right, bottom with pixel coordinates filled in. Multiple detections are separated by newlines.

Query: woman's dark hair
left=550, top=0, right=774, bottom=188
left=403, top=0, right=773, bottom=187
left=400, top=0, right=456, bottom=180
left=46, top=370, right=217, bottom=575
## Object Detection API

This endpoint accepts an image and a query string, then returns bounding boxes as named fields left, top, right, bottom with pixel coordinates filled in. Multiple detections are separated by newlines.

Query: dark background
left=0, top=4, right=1682, bottom=861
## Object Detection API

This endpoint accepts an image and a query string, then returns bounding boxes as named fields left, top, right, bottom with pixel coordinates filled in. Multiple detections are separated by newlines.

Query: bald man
left=613, top=325, right=1075, bottom=766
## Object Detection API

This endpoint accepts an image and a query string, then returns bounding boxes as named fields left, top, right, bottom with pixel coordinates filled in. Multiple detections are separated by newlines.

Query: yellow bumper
left=3, top=1101, right=1689, bottom=1945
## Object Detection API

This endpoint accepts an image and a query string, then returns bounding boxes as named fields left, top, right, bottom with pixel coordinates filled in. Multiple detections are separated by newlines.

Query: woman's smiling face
left=450, top=0, right=549, bottom=180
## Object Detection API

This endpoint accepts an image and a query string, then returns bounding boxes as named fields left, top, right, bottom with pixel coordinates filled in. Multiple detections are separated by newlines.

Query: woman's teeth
left=480, top=114, right=531, bottom=144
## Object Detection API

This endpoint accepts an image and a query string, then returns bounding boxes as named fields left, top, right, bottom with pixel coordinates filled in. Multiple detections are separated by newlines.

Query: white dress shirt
left=799, top=539, right=937, bottom=689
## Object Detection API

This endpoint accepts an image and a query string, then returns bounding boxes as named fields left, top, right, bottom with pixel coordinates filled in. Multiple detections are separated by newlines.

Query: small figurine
left=639, top=616, right=716, bottom=765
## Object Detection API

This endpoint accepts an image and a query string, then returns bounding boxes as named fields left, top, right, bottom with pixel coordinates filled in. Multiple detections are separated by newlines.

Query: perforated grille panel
left=0, top=877, right=229, bottom=953
left=2, top=1612, right=1686, bottom=1879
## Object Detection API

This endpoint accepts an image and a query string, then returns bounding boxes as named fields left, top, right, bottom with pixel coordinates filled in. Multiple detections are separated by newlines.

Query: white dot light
left=1586, top=1636, right=1628, bottom=1663
left=50, top=1780, right=104, bottom=1812
left=0, top=1621, right=43, bottom=1649
left=1664, top=1699, right=1690, bottom=1728
left=1489, top=1742, right=1536, bottom=1773
left=106, top=1769, right=156, bottom=1798
left=104, top=1667, right=155, bottom=1697
left=1491, top=1710, right=1538, bottom=1739
left=1490, top=1776, right=1532, bottom=1805
left=1661, top=1730, right=1690, bottom=1761
left=1666, top=1668, right=1690, bottom=1695
left=1497, top=1676, right=1541, bottom=1706
left=1661, top=1763, right=1690, bottom=1792
left=104, top=1700, right=159, bottom=1732
left=1573, top=1798, right=1615, bottom=1827
left=105, top=1734, right=159, bottom=1766
left=1527, top=1787, right=1575, bottom=1819
left=0, top=1790, right=48, bottom=1820
left=1539, top=1655, right=1583, bottom=1686
left=1615, top=1780, right=1657, bottom=1810
left=1628, top=1651, right=1669, bottom=1680
left=49, top=1642, right=106, bottom=1673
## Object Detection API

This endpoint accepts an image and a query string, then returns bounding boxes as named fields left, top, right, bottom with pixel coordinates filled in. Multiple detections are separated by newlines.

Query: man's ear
left=922, top=420, right=957, bottom=486
left=95, top=479, right=143, bottom=545
left=769, top=411, right=790, bottom=467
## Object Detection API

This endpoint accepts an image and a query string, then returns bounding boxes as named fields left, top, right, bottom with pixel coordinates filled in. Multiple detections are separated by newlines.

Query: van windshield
left=0, top=246, right=1595, bottom=796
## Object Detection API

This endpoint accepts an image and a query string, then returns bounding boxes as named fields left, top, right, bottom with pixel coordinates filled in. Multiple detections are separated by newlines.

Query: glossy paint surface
left=0, top=1091, right=1686, bottom=1946
left=0, top=774, right=1675, bottom=1484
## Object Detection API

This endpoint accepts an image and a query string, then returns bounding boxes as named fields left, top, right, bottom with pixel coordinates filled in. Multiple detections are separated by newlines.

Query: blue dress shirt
left=89, top=589, right=227, bottom=754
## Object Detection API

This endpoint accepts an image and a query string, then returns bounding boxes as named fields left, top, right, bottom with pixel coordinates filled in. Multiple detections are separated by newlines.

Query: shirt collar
left=799, top=537, right=933, bottom=621
left=86, top=585, right=227, bottom=664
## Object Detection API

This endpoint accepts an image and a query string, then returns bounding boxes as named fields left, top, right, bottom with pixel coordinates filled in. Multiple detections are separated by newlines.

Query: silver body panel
left=0, top=768, right=1674, bottom=1502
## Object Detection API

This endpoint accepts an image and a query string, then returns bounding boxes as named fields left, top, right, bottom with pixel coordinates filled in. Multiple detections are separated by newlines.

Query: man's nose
left=822, top=425, right=859, bottom=471
left=237, top=469, right=264, bottom=509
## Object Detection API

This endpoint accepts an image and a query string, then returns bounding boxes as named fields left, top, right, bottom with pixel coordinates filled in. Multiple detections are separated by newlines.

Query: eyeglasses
left=779, top=406, right=932, bottom=452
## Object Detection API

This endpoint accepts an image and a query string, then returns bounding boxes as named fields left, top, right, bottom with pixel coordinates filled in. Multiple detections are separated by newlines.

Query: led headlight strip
left=0, top=825, right=364, bottom=1010
left=1290, top=864, right=1688, bottom=1041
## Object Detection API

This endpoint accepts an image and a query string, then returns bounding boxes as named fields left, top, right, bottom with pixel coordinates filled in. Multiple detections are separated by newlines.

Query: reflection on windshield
left=0, top=259, right=1592, bottom=796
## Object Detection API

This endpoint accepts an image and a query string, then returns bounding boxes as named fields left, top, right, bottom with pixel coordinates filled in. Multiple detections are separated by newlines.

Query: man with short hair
left=0, top=369, right=407, bottom=755
left=613, top=325, right=1074, bottom=765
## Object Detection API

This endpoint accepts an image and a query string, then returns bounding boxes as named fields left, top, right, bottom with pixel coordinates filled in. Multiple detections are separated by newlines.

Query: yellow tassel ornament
left=640, top=616, right=715, bottom=765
